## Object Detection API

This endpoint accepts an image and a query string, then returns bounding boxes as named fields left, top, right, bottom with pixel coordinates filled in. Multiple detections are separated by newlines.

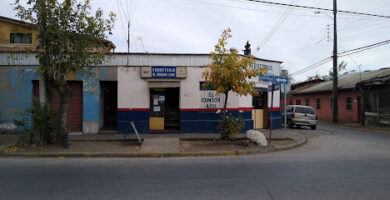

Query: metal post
left=284, top=84, right=287, bottom=128
left=269, top=83, right=274, bottom=144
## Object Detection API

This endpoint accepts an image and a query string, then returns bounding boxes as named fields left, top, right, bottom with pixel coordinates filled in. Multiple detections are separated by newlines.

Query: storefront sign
left=152, top=66, right=176, bottom=78
left=201, top=91, right=225, bottom=109
left=141, top=66, right=187, bottom=78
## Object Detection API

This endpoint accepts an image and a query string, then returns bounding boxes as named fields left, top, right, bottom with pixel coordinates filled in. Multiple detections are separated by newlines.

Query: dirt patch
left=9, top=140, right=141, bottom=153
left=180, top=138, right=296, bottom=153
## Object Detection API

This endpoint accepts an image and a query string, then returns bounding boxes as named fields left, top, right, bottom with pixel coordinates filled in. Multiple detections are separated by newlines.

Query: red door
left=33, top=81, right=83, bottom=132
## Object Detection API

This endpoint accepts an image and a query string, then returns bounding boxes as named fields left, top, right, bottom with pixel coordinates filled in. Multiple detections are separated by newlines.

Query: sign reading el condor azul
left=141, top=66, right=186, bottom=78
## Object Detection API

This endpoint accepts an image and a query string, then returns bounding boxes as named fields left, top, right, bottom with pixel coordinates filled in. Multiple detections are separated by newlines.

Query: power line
left=256, top=0, right=299, bottom=52
left=291, top=39, right=390, bottom=76
left=238, top=0, right=390, bottom=19
left=291, top=57, right=332, bottom=76
left=339, top=39, right=390, bottom=57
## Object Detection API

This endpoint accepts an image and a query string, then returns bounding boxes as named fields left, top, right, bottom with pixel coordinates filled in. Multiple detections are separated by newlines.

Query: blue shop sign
left=151, top=66, right=176, bottom=78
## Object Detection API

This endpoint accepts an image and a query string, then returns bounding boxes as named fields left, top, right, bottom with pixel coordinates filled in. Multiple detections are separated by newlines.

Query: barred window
left=316, top=98, right=321, bottom=110
left=296, top=99, right=301, bottom=105
left=346, top=97, right=352, bottom=111
left=305, top=99, right=309, bottom=106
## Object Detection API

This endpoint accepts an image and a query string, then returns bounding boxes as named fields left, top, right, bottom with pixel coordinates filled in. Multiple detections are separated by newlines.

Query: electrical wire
left=237, top=0, right=390, bottom=19
left=256, top=0, right=299, bottom=52
left=291, top=39, right=390, bottom=76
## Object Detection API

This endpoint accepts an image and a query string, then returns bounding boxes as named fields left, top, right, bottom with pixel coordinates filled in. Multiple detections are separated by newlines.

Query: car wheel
left=311, top=125, right=316, bottom=130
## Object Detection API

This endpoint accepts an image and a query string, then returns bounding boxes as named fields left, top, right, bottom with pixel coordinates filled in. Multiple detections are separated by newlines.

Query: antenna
left=137, top=36, right=147, bottom=53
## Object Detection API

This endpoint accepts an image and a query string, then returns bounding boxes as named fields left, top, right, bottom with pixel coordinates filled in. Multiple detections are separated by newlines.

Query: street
left=1, top=124, right=390, bottom=200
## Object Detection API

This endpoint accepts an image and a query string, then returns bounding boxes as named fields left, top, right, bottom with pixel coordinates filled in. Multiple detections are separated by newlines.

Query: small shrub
left=15, top=98, right=58, bottom=145
left=28, top=98, right=58, bottom=144
left=219, top=113, right=244, bottom=140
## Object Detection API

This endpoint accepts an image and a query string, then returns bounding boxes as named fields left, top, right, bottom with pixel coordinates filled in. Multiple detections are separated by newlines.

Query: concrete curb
left=0, top=135, right=307, bottom=158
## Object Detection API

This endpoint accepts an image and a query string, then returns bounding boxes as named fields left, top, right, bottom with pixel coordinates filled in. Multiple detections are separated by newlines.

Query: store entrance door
left=149, top=88, right=180, bottom=131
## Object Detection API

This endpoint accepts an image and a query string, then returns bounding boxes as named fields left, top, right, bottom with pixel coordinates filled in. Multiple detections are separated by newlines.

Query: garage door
left=33, top=81, right=83, bottom=132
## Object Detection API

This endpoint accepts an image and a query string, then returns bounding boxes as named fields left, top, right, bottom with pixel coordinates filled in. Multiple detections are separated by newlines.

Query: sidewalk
left=320, top=120, right=390, bottom=134
left=0, top=128, right=307, bottom=158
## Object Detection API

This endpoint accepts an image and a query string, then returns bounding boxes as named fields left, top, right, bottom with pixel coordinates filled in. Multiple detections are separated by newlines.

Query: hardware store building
left=0, top=52, right=282, bottom=134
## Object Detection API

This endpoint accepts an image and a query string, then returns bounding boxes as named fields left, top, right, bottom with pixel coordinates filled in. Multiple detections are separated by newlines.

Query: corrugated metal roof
left=292, top=68, right=390, bottom=94
left=0, top=52, right=282, bottom=67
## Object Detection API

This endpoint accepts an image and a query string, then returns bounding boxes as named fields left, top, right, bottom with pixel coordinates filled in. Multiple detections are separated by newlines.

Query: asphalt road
left=1, top=124, right=390, bottom=200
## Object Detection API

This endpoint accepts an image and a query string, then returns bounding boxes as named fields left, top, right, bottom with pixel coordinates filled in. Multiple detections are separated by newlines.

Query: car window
left=287, top=106, right=292, bottom=112
left=305, top=107, right=315, bottom=114
left=295, top=107, right=305, bottom=113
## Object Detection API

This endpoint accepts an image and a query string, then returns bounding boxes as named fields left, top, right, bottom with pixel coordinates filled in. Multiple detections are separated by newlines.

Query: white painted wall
left=180, top=67, right=240, bottom=109
left=117, top=56, right=282, bottom=110
left=118, top=67, right=149, bottom=109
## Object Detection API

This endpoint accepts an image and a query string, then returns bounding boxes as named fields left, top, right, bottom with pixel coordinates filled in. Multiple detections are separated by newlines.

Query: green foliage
left=219, top=114, right=244, bottom=140
left=203, top=28, right=263, bottom=97
left=203, top=28, right=264, bottom=139
left=16, top=98, right=58, bottom=145
left=14, top=0, right=115, bottom=145
left=243, top=40, right=251, bottom=56
left=28, top=98, right=58, bottom=144
left=14, top=0, right=116, bottom=86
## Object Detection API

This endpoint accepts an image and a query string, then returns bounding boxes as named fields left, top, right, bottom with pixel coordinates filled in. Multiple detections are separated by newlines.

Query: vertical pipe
left=284, top=84, right=287, bottom=128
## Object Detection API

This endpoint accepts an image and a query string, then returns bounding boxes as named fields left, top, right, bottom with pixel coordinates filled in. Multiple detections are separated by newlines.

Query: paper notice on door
left=153, top=106, right=161, bottom=112
left=153, top=99, right=159, bottom=105
left=159, top=95, right=165, bottom=101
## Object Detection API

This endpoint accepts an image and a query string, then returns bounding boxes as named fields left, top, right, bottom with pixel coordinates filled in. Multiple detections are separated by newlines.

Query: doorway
left=252, top=89, right=268, bottom=129
left=100, top=81, right=117, bottom=130
left=149, top=88, right=180, bottom=131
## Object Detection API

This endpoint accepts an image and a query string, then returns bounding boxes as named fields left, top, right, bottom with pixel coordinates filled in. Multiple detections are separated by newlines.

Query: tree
left=243, top=40, right=251, bottom=56
left=306, top=61, right=348, bottom=81
left=280, top=66, right=294, bottom=83
left=14, top=0, right=115, bottom=146
left=203, top=28, right=264, bottom=139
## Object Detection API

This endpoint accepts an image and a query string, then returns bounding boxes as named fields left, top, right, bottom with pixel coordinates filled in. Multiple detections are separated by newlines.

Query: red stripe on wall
left=268, top=107, right=280, bottom=111
left=180, top=107, right=252, bottom=112
left=118, top=108, right=149, bottom=111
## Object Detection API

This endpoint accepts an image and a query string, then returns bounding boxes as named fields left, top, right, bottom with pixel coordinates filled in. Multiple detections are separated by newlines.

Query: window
left=346, top=97, right=352, bottom=111
left=295, top=106, right=305, bottom=113
left=199, top=82, right=215, bottom=90
left=316, top=98, right=321, bottom=110
left=287, top=106, right=293, bottom=112
left=252, top=95, right=264, bottom=109
left=305, top=107, right=315, bottom=114
left=290, top=99, right=293, bottom=105
left=10, top=33, right=32, bottom=44
left=305, top=99, right=309, bottom=106
left=296, top=99, right=301, bottom=105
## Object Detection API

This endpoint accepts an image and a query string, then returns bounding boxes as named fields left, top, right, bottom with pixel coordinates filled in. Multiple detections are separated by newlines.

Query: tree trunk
left=222, top=91, right=229, bottom=120
left=56, top=84, right=71, bottom=146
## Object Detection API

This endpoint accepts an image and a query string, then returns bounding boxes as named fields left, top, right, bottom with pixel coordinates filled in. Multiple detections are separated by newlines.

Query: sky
left=1, top=0, right=390, bottom=82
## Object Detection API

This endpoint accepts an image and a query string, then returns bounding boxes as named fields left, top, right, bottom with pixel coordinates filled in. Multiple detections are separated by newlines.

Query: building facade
left=283, top=68, right=390, bottom=125
left=0, top=52, right=282, bottom=134
left=0, top=16, right=38, bottom=52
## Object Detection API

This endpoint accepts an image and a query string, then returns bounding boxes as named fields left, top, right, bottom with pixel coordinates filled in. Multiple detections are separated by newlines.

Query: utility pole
left=332, top=0, right=338, bottom=123
left=127, top=21, right=130, bottom=66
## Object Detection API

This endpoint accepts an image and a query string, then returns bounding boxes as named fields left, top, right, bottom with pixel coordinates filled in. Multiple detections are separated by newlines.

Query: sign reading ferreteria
left=141, top=66, right=187, bottom=78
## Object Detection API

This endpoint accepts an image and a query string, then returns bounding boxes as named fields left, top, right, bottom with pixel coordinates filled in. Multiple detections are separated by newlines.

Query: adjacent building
left=284, top=68, right=390, bottom=126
